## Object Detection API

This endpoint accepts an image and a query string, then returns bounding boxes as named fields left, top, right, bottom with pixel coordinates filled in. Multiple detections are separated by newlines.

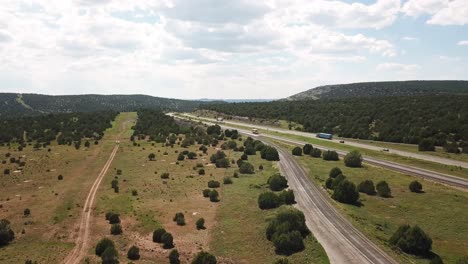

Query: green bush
left=24, top=208, right=31, bottom=217
left=215, top=158, right=230, bottom=168
left=331, top=174, right=346, bottom=189
left=209, top=190, right=219, bottom=202
left=376, top=181, right=392, bottom=197
left=279, top=190, right=295, bottom=205
left=196, top=218, right=205, bottom=230
left=177, top=153, right=185, bottom=161
left=261, top=146, right=280, bottom=161
left=208, top=180, right=220, bottom=188
left=223, top=177, right=233, bottom=184
left=332, top=180, right=359, bottom=204
left=198, top=169, right=205, bottom=175
left=162, top=232, right=174, bottom=249
left=329, top=167, right=342, bottom=178
left=106, top=212, right=120, bottom=224
left=173, top=213, right=185, bottom=226
left=274, top=258, right=290, bottom=264
left=101, top=246, right=119, bottom=264
left=322, top=150, right=339, bottom=161
left=131, top=189, right=138, bottom=196
left=419, top=138, right=435, bottom=151
left=191, top=251, right=217, bottom=264
left=268, top=174, right=288, bottom=191
left=110, top=224, right=122, bottom=235
left=239, top=162, right=255, bottom=174
left=344, top=150, right=362, bottom=167
left=409, top=181, right=423, bottom=193
left=325, top=177, right=334, bottom=189
left=95, top=238, right=115, bottom=256
left=389, top=225, right=432, bottom=256
left=303, top=144, right=313, bottom=155
left=127, top=246, right=140, bottom=260
left=310, top=148, right=322, bottom=158
left=291, top=147, right=302, bottom=156
left=258, top=192, right=281, bottom=209
left=203, top=189, right=211, bottom=197
left=357, top=180, right=376, bottom=195
left=273, top=230, right=305, bottom=255
left=161, top=172, right=170, bottom=179
left=0, top=219, right=15, bottom=246
left=153, top=228, right=167, bottom=243
left=169, top=249, right=181, bottom=264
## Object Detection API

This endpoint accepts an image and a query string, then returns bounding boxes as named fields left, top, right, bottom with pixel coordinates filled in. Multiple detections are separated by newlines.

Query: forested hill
left=0, top=93, right=202, bottom=116
left=287, top=80, right=468, bottom=100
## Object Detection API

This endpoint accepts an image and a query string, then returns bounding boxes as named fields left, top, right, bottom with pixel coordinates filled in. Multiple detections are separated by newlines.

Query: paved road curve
left=271, top=139, right=398, bottom=264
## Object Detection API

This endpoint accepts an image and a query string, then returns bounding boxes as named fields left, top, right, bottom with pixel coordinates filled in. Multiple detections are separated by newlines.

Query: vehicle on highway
left=317, top=132, right=333, bottom=140
left=382, top=148, right=389, bottom=152
left=339, top=140, right=345, bottom=143
left=252, top=128, right=259, bottom=134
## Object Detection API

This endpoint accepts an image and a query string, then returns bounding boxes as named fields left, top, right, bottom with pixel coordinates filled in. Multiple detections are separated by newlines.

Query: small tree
left=95, top=238, right=115, bottom=256
left=310, top=148, right=322, bottom=158
left=329, top=167, right=342, bottom=178
left=153, top=228, right=166, bottom=243
left=241, top=153, right=248, bottom=160
left=169, top=249, right=181, bottom=264
left=292, top=147, right=302, bottom=156
left=272, top=230, right=305, bottom=255
left=148, top=153, right=156, bottom=161
left=127, top=246, right=140, bottom=260
left=101, top=246, right=118, bottom=264
left=344, top=150, right=362, bottom=167
left=187, top=152, right=197, bottom=159
left=209, top=190, right=219, bottom=202
left=0, top=219, right=15, bottom=246
left=389, top=225, right=432, bottom=256
left=303, top=144, right=313, bottom=155
left=323, top=150, right=339, bottom=161
left=161, top=232, right=174, bottom=249
left=279, top=190, right=295, bottom=205
left=196, top=218, right=205, bottom=230
left=84, top=141, right=91, bottom=148
left=202, top=189, right=211, bottom=197
left=332, top=180, right=359, bottom=204
left=110, top=224, right=122, bottom=235
left=358, top=180, right=376, bottom=195
left=239, top=162, right=254, bottom=174
left=106, top=212, right=120, bottom=224
left=208, top=180, right=220, bottom=188
left=268, top=174, right=288, bottom=191
left=173, top=213, right=185, bottom=226
left=198, top=168, right=205, bottom=175
left=223, top=176, right=233, bottom=184
left=24, top=208, right=31, bottom=217
left=3, top=169, right=10, bottom=175
left=376, top=181, right=391, bottom=198
left=132, top=189, right=138, bottom=196
left=177, top=153, right=185, bottom=161
left=419, top=138, right=435, bottom=151
left=258, top=192, right=281, bottom=209
left=409, top=181, right=423, bottom=193
left=215, top=158, right=230, bottom=168
left=191, top=251, right=217, bottom=264
left=58, top=174, right=63, bottom=180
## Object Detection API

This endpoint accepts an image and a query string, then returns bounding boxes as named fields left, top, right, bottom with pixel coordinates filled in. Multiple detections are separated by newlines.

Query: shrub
left=202, top=189, right=211, bottom=197
left=331, top=174, right=346, bottom=189
left=161, top=232, right=174, bottom=249
left=153, top=228, right=166, bottom=243
left=169, top=249, right=181, bottom=264
left=239, top=162, right=255, bottom=174
left=210, top=150, right=226, bottom=163
left=419, top=138, right=435, bottom=151
left=323, top=150, right=339, bottom=161
left=0, top=219, right=15, bottom=246
left=148, top=153, right=156, bottom=161
left=303, top=144, right=313, bottom=155
left=215, top=158, right=230, bottom=168
left=127, top=245, right=140, bottom=260
left=95, top=238, right=115, bottom=256
left=161, top=172, right=170, bottom=179
left=196, top=218, right=205, bottom=230
left=177, top=153, right=185, bottom=161
left=261, top=146, right=280, bottom=161
left=173, top=213, right=185, bottom=226
left=358, top=180, right=376, bottom=195
left=106, top=213, right=120, bottom=224
left=310, top=148, right=322, bottom=158
left=111, top=179, right=118, bottom=189
left=332, top=180, right=359, bottom=204
left=409, top=181, right=423, bottom=193
left=258, top=192, right=281, bottom=209
left=101, top=246, right=119, bottom=264
left=209, top=190, right=219, bottom=202
left=291, top=147, right=302, bottom=156
left=191, top=251, right=217, bottom=264
left=329, top=167, right=342, bottom=178
left=273, top=230, right=305, bottom=255
left=279, top=190, right=295, bottom=205
left=376, top=181, right=391, bottom=197
left=24, top=208, right=31, bottom=217
left=259, top=164, right=264, bottom=170
left=3, top=169, right=10, bottom=175
left=325, top=178, right=334, bottom=189
left=198, top=169, right=205, bottom=175
left=241, top=153, right=248, bottom=160
left=208, top=180, right=220, bottom=188
left=268, top=174, right=288, bottom=191
left=223, top=177, right=233, bottom=184
left=187, top=152, right=197, bottom=159
left=389, top=225, right=432, bottom=256
left=274, top=258, right=290, bottom=264
left=116, top=169, right=122, bottom=175
left=58, top=174, right=63, bottom=180
left=344, top=150, right=362, bottom=167
left=110, top=224, right=122, bottom=235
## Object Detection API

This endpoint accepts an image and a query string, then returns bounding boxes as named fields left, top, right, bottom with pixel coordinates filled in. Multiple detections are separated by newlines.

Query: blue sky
left=0, top=0, right=467, bottom=99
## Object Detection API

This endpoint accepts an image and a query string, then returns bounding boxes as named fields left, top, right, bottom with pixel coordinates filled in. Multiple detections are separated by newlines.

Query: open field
left=274, top=141, right=468, bottom=264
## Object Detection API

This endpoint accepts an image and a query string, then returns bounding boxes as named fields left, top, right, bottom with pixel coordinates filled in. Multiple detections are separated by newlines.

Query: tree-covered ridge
left=287, top=81, right=468, bottom=100
left=0, top=111, right=117, bottom=145
left=132, top=110, right=182, bottom=141
left=0, top=93, right=203, bottom=116
left=201, top=95, right=468, bottom=146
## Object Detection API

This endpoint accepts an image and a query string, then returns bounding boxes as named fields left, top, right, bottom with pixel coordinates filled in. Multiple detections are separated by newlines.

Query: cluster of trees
left=0, top=111, right=117, bottom=146
left=105, top=212, right=122, bottom=235
left=243, top=137, right=280, bottom=161
left=95, top=238, right=119, bottom=264
left=390, top=225, right=432, bottom=256
left=258, top=174, right=295, bottom=209
left=132, top=110, right=182, bottom=142
left=202, top=189, right=219, bottom=202
left=266, top=207, right=310, bottom=255
left=200, top=95, right=468, bottom=151
left=153, top=227, right=174, bottom=249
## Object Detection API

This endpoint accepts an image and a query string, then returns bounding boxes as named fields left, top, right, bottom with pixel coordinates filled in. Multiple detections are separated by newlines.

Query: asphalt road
left=172, top=114, right=468, bottom=189
left=271, top=139, right=398, bottom=264
left=182, top=113, right=468, bottom=169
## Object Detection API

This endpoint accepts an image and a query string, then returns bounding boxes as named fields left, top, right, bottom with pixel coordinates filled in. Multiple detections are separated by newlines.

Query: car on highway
left=339, top=140, right=345, bottom=143
left=382, top=148, right=389, bottom=152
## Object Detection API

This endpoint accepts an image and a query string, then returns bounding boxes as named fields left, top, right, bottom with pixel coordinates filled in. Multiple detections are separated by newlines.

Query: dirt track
left=63, top=144, right=119, bottom=264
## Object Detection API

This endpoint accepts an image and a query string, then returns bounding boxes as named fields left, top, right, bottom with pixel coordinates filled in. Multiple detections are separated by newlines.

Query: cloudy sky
left=0, top=0, right=467, bottom=99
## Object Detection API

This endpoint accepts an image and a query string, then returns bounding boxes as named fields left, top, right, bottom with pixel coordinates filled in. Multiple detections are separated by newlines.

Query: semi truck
left=317, top=133, right=333, bottom=140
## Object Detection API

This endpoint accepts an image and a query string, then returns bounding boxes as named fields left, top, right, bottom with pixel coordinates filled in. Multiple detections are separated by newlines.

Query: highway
left=171, top=114, right=468, bottom=189
left=271, top=139, right=397, bottom=264
left=180, top=113, right=468, bottom=169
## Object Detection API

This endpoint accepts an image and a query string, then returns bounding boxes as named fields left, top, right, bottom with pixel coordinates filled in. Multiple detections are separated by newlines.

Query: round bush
left=310, top=148, right=322, bottom=158
left=95, top=238, right=115, bottom=256
left=323, top=150, right=339, bottom=161
left=223, top=177, right=233, bottom=184
left=332, top=180, right=359, bottom=204
left=207, top=180, right=220, bottom=188
left=357, top=180, right=376, bottom=195
left=329, top=167, right=342, bottom=178
left=161, top=232, right=174, bottom=249
left=344, top=150, right=363, bottom=167
left=376, top=181, right=391, bottom=198
left=303, top=144, right=313, bottom=155
left=279, top=190, right=295, bottom=205
left=101, top=246, right=118, bottom=264
left=0, top=219, right=15, bottom=246
left=153, top=228, right=167, bottom=243
left=272, top=230, right=305, bottom=255
left=291, top=147, right=302, bottom=156
left=196, top=218, right=205, bottom=230
left=268, top=174, right=288, bottom=191
left=127, top=246, right=140, bottom=260
left=110, top=224, right=122, bottom=235
left=191, top=251, right=217, bottom=264
left=258, top=192, right=281, bottom=209
left=409, top=181, right=423, bottom=193
left=202, top=189, right=211, bottom=197
left=239, top=162, right=255, bottom=174
left=169, top=249, right=181, bottom=264
left=389, top=225, right=432, bottom=255
left=209, top=190, right=219, bottom=202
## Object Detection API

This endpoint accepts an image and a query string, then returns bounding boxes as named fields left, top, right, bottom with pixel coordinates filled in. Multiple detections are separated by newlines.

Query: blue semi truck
left=317, top=133, right=333, bottom=140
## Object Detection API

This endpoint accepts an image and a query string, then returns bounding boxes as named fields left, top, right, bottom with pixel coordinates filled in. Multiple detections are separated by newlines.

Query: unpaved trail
left=63, top=144, right=119, bottom=264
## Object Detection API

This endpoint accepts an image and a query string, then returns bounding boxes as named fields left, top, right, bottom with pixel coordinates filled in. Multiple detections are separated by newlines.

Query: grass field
left=274, top=141, right=468, bottom=264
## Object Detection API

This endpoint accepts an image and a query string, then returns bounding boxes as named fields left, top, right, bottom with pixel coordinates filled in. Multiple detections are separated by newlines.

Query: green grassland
left=275, top=141, right=468, bottom=264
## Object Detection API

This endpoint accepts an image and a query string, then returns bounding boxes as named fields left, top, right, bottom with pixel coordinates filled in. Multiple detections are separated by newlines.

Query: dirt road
left=63, top=144, right=119, bottom=264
